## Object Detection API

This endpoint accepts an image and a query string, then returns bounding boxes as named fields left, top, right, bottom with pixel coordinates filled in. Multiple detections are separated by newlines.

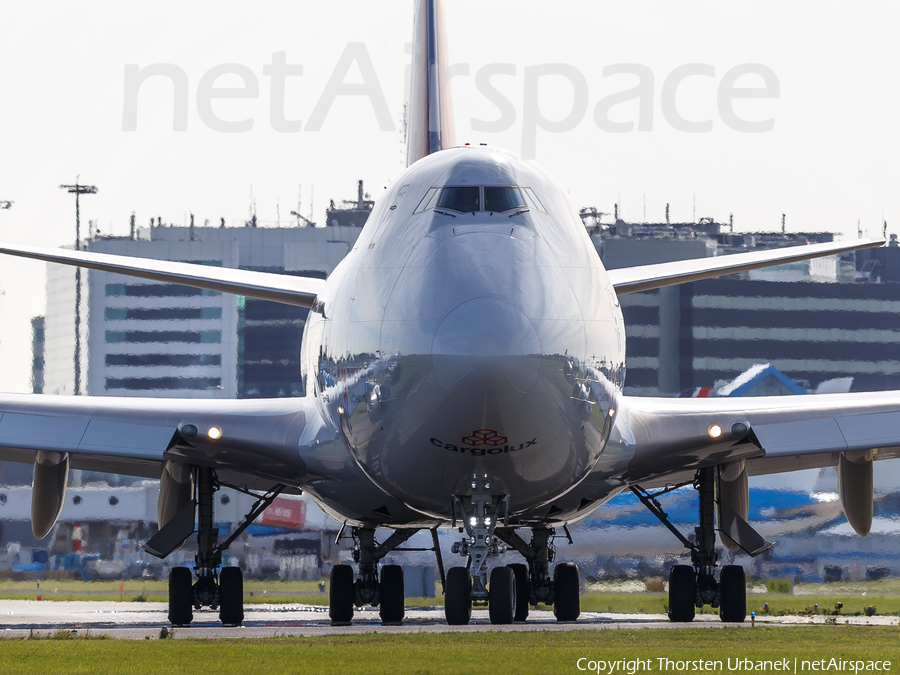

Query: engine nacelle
left=838, top=450, right=873, bottom=536
left=717, top=460, right=749, bottom=552
left=158, top=460, right=194, bottom=529
left=31, top=450, right=70, bottom=540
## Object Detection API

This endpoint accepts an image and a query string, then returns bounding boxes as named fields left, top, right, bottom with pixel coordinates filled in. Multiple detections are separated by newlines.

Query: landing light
left=208, top=426, right=222, bottom=440
left=337, top=406, right=345, bottom=415
left=708, top=424, right=722, bottom=439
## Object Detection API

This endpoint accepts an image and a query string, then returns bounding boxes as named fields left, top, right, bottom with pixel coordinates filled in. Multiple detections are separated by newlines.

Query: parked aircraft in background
left=0, top=0, right=892, bottom=627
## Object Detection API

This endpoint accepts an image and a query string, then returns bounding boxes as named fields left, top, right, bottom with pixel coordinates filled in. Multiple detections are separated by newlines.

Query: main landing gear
left=631, top=466, right=772, bottom=623
left=444, top=474, right=581, bottom=626
left=143, top=466, right=285, bottom=627
left=329, top=526, right=444, bottom=626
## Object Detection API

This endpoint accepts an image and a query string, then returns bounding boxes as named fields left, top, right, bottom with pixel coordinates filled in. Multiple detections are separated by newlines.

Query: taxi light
left=731, top=422, right=749, bottom=435
left=707, top=424, right=722, bottom=439
left=208, top=426, right=222, bottom=440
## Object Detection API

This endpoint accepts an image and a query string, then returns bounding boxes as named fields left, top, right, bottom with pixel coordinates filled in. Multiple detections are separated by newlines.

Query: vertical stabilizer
left=406, top=0, right=456, bottom=166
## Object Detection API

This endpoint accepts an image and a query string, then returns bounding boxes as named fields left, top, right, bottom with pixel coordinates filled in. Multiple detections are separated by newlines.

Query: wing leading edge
left=0, top=243, right=325, bottom=308
left=612, top=391, right=900, bottom=488
left=607, top=238, right=884, bottom=295
left=0, top=393, right=334, bottom=488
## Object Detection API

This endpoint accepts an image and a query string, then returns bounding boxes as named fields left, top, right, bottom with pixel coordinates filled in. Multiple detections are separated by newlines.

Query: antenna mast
left=59, top=179, right=98, bottom=396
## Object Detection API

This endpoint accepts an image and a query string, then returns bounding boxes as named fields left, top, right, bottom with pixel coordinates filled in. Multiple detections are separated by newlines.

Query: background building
left=591, top=216, right=900, bottom=395
left=40, top=192, right=370, bottom=399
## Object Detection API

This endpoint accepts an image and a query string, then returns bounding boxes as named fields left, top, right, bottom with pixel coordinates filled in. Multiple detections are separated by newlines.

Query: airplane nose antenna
left=432, top=297, right=541, bottom=412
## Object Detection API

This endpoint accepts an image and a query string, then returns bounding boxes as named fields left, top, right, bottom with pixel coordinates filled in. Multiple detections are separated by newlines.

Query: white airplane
left=0, top=0, right=893, bottom=627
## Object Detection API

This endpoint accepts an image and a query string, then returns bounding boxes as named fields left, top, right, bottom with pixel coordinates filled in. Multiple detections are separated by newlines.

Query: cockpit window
left=415, top=185, right=545, bottom=215
left=436, top=186, right=480, bottom=213
left=521, top=187, right=547, bottom=213
left=414, top=187, right=441, bottom=213
left=484, top=186, right=526, bottom=212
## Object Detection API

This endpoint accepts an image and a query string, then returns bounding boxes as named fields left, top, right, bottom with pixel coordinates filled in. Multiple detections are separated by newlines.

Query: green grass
left=576, top=592, right=900, bottom=617
left=0, top=578, right=330, bottom=603
left=1, top=627, right=898, bottom=675
left=2, top=578, right=900, bottom=616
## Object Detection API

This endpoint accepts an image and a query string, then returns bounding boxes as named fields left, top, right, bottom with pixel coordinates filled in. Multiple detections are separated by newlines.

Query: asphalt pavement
left=0, top=600, right=895, bottom=639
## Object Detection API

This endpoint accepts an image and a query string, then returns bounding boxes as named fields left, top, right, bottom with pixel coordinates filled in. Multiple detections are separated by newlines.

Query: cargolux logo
left=430, top=434, right=537, bottom=456
left=462, top=429, right=507, bottom=447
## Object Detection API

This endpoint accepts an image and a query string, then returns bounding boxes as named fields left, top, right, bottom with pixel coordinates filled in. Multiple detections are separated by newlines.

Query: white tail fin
left=406, top=0, right=456, bottom=166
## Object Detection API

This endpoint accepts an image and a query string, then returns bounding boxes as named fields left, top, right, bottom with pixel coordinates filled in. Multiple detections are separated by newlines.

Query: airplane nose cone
left=432, top=297, right=542, bottom=412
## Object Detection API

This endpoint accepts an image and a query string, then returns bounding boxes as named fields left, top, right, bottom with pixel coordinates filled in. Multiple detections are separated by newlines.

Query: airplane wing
left=0, top=242, right=326, bottom=308
left=607, top=238, right=883, bottom=295
left=0, top=393, right=334, bottom=489
left=613, top=390, right=900, bottom=488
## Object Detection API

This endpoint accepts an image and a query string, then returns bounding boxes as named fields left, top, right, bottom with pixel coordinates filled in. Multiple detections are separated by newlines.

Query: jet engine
left=838, top=449, right=873, bottom=536
left=31, top=450, right=69, bottom=539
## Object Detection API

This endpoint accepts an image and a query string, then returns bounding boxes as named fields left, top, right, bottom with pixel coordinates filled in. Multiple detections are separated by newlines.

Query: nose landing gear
left=445, top=476, right=582, bottom=625
left=446, top=475, right=512, bottom=625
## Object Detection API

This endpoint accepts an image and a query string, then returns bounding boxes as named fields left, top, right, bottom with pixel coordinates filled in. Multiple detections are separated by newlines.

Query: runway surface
left=0, top=601, right=896, bottom=639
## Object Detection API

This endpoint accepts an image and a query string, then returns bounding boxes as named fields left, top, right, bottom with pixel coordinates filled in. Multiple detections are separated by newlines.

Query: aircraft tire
left=507, top=563, right=530, bottom=622
left=219, top=567, right=244, bottom=626
left=668, top=564, right=696, bottom=622
left=489, top=566, right=516, bottom=625
left=330, top=564, right=355, bottom=625
left=553, top=562, right=580, bottom=622
left=168, top=567, right=193, bottom=626
left=719, top=565, right=747, bottom=623
left=379, top=564, right=405, bottom=625
left=445, top=566, right=472, bottom=625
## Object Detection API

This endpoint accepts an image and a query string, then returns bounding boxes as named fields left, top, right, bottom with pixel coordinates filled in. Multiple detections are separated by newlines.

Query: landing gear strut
left=329, top=526, right=427, bottom=626
left=445, top=474, right=515, bottom=625
left=495, top=526, right=581, bottom=623
left=631, top=466, right=759, bottom=623
left=151, top=465, right=285, bottom=627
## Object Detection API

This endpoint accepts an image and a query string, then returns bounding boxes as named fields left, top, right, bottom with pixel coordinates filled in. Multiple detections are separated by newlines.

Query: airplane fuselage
left=300, top=147, right=628, bottom=525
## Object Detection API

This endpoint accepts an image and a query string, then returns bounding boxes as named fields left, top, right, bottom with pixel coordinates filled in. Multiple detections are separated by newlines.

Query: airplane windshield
left=484, top=186, right=526, bottom=212
left=436, top=186, right=480, bottom=212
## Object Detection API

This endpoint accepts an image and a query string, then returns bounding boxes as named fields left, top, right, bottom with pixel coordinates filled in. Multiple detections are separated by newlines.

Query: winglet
left=406, top=0, right=456, bottom=166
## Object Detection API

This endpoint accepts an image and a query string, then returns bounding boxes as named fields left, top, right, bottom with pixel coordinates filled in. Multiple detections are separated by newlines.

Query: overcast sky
left=0, top=1, right=897, bottom=392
